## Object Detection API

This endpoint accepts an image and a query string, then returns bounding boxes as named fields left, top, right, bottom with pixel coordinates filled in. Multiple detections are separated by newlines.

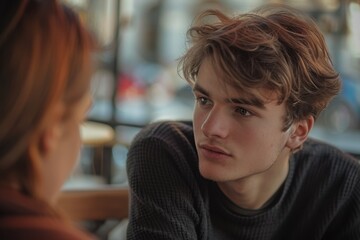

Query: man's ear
left=286, top=115, right=314, bottom=151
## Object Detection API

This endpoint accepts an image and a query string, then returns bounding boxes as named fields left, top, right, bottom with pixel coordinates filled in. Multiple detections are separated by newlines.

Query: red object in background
left=117, top=73, right=146, bottom=100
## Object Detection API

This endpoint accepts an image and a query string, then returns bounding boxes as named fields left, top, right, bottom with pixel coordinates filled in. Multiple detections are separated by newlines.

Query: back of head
left=0, top=0, right=94, bottom=198
left=180, top=4, right=341, bottom=130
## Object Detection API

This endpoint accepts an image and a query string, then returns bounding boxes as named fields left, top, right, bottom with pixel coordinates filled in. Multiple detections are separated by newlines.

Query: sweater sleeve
left=323, top=176, right=360, bottom=240
left=126, top=122, right=207, bottom=240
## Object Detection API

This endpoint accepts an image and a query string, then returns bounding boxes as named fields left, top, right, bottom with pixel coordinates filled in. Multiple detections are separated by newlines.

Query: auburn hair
left=0, top=0, right=94, bottom=198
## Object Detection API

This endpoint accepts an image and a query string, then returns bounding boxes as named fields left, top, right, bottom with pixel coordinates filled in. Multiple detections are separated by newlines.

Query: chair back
left=58, top=186, right=129, bottom=222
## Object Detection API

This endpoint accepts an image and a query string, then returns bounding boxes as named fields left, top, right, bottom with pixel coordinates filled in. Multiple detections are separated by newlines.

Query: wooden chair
left=80, top=121, right=117, bottom=184
left=57, top=186, right=129, bottom=222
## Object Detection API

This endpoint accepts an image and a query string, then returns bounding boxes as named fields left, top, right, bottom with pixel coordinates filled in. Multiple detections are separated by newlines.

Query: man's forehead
left=193, top=80, right=280, bottom=108
left=195, top=58, right=282, bottom=106
left=226, top=87, right=280, bottom=108
left=227, top=80, right=279, bottom=101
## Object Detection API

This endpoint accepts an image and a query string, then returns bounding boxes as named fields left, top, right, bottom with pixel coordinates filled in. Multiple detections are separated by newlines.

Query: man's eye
left=235, top=107, right=251, bottom=116
left=196, top=97, right=210, bottom=106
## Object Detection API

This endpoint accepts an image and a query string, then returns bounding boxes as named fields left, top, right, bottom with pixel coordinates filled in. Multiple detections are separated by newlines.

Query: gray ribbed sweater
left=126, top=121, right=360, bottom=240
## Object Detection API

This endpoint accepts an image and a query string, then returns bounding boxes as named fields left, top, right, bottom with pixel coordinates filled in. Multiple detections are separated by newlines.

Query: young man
left=126, top=4, right=360, bottom=240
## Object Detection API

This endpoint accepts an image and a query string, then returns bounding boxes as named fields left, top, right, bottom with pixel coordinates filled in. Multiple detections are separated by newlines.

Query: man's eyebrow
left=192, top=83, right=209, bottom=96
left=193, top=82, right=265, bottom=109
left=227, top=98, right=266, bottom=109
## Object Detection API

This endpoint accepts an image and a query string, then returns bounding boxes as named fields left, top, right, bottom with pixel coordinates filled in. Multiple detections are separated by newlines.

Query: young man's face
left=192, top=58, right=293, bottom=183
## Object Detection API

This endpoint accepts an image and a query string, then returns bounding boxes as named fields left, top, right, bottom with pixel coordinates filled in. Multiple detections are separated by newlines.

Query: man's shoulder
left=133, top=120, right=194, bottom=144
left=302, top=138, right=359, bottom=164
left=297, top=138, right=360, bottom=185
left=145, top=120, right=192, bottom=131
left=127, top=121, right=200, bottom=183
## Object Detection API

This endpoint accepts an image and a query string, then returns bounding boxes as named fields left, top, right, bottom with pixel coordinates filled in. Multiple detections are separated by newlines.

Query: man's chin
left=199, top=163, right=228, bottom=182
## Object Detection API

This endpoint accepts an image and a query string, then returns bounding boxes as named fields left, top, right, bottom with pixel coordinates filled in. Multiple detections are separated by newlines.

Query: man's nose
left=201, top=108, right=229, bottom=139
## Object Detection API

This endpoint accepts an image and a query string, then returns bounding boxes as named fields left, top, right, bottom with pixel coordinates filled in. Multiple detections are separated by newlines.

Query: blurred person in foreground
left=126, top=4, right=360, bottom=240
left=0, top=0, right=96, bottom=239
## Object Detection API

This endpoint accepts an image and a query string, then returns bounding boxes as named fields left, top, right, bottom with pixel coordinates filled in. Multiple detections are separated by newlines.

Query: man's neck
left=217, top=150, right=291, bottom=210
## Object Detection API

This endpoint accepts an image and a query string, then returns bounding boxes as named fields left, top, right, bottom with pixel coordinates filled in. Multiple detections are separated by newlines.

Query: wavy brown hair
left=179, top=4, right=340, bottom=130
left=0, top=0, right=94, bottom=199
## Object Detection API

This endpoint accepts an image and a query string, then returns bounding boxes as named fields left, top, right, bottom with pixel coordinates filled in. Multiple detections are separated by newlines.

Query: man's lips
left=198, top=143, right=231, bottom=156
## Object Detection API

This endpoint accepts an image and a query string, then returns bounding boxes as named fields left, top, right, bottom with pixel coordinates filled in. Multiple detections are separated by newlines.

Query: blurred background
left=61, top=0, right=360, bottom=186
left=59, top=0, right=359, bottom=238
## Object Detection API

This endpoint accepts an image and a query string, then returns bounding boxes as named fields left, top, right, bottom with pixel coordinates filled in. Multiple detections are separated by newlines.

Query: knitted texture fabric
left=126, top=121, right=360, bottom=240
